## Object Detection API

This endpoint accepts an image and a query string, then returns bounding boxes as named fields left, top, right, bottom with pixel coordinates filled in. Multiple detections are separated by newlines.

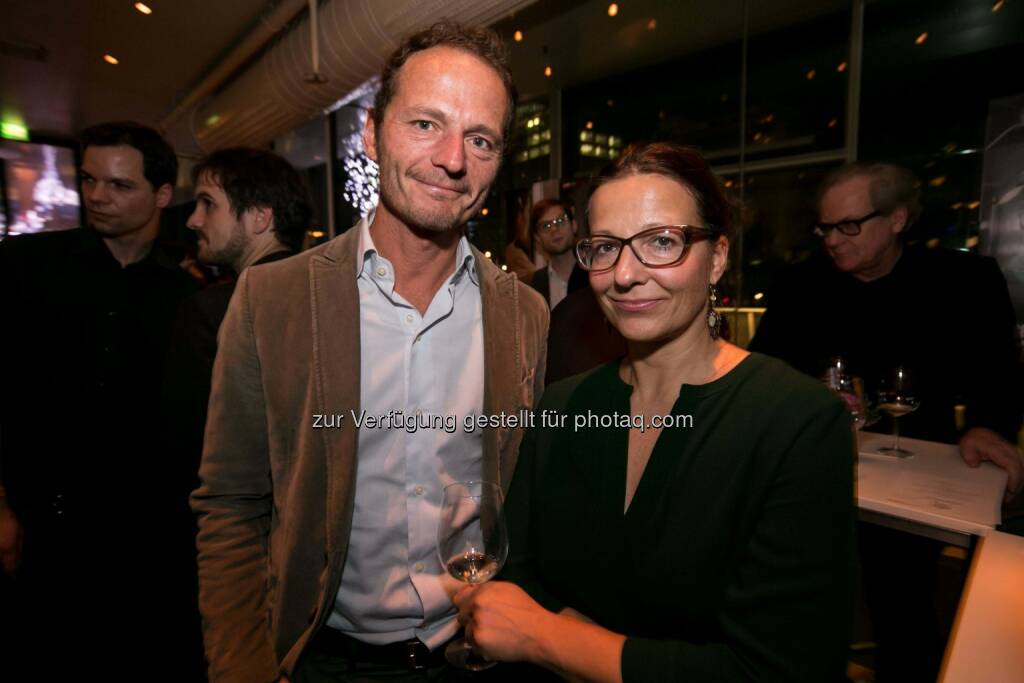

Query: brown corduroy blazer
left=191, top=226, right=549, bottom=683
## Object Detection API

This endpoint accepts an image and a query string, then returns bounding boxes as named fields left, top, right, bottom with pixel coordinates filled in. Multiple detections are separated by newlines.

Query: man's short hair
left=80, top=121, right=178, bottom=191
left=819, top=162, right=923, bottom=227
left=191, top=147, right=312, bottom=252
left=372, top=19, right=516, bottom=149
left=530, top=198, right=574, bottom=236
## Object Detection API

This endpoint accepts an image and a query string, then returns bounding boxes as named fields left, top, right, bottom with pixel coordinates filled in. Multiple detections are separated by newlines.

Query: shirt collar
left=357, top=212, right=478, bottom=288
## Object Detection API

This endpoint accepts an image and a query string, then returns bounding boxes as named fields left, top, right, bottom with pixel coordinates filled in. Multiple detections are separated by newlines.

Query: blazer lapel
left=477, top=250, right=522, bottom=493
left=310, top=230, right=362, bottom=563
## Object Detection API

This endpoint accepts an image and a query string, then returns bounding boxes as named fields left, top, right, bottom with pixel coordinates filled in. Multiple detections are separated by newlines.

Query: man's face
left=819, top=175, right=904, bottom=281
left=186, top=173, right=249, bottom=268
left=535, top=205, right=576, bottom=256
left=80, top=145, right=169, bottom=238
left=364, top=46, right=508, bottom=233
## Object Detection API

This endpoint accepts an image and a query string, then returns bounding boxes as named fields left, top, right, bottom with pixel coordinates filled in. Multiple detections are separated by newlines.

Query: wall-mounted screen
left=1, top=140, right=80, bottom=237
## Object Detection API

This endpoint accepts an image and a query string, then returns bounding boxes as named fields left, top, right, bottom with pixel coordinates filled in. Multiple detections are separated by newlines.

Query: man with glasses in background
left=527, top=198, right=588, bottom=309
left=751, top=162, right=1021, bottom=683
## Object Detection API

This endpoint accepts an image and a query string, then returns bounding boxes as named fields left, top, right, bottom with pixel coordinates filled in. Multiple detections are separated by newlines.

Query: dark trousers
left=2, top=524, right=207, bottom=682
left=291, top=633, right=554, bottom=683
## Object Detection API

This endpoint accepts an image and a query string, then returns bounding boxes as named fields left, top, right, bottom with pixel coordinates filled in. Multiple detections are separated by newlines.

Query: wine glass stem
left=893, top=417, right=900, bottom=451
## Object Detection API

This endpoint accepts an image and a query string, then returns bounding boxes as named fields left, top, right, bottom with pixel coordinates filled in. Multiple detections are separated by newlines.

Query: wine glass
left=823, top=356, right=871, bottom=430
left=875, top=366, right=920, bottom=457
left=437, top=480, right=508, bottom=670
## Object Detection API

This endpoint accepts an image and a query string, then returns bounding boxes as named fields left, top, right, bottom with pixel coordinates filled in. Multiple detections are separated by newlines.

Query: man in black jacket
left=0, top=121, right=198, bottom=676
left=750, top=162, right=1022, bottom=683
left=751, top=163, right=1021, bottom=482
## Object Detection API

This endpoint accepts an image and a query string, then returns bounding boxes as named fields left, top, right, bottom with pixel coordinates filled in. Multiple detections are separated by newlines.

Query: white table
left=939, top=530, right=1024, bottom=683
left=856, top=432, right=1007, bottom=546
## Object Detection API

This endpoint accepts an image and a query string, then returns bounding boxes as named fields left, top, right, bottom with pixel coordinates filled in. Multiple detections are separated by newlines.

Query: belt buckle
left=404, top=639, right=431, bottom=672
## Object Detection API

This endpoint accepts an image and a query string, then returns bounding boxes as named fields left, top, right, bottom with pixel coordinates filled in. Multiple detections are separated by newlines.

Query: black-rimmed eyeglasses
left=575, top=225, right=720, bottom=272
left=813, top=210, right=881, bottom=238
left=537, top=213, right=571, bottom=233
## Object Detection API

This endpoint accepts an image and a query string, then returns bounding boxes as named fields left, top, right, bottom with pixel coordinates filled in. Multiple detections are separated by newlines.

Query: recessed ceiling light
left=915, top=32, right=928, bottom=45
left=837, top=61, right=848, bottom=72
left=806, top=69, right=816, bottom=80
left=103, top=54, right=119, bottom=65
left=992, top=0, right=1004, bottom=12
left=608, top=4, right=619, bottom=17
left=647, top=19, right=656, bottom=30
left=513, top=30, right=523, bottom=42
left=544, top=65, right=552, bottom=77
left=134, top=2, right=153, bottom=15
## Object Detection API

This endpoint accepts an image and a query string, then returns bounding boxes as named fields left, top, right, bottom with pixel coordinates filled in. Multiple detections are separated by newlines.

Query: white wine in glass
left=437, top=481, right=508, bottom=670
left=876, top=366, right=920, bottom=457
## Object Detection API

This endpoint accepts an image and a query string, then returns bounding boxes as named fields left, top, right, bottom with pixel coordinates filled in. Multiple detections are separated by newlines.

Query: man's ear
left=246, top=206, right=274, bottom=235
left=889, top=206, right=909, bottom=235
left=363, top=109, right=379, bottom=162
left=154, top=183, right=173, bottom=209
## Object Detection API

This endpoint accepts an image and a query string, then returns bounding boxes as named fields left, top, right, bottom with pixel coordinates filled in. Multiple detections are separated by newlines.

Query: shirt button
left=414, top=486, right=424, bottom=496
left=414, top=563, right=425, bottom=573
left=405, top=314, right=414, bottom=324
left=376, top=267, right=387, bottom=277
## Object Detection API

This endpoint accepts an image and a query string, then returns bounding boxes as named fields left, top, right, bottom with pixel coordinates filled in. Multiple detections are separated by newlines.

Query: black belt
left=309, top=627, right=449, bottom=672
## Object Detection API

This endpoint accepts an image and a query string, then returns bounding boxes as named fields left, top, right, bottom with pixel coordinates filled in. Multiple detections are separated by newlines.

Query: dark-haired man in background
left=159, top=148, right=312, bottom=681
left=526, top=198, right=587, bottom=310
left=0, top=122, right=198, bottom=675
left=165, top=147, right=311, bottom=477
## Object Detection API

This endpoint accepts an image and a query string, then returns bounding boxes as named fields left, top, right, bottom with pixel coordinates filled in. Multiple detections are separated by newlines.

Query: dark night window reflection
left=861, top=0, right=1024, bottom=250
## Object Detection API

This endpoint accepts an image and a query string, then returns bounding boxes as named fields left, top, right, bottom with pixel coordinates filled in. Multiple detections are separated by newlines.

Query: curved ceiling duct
left=189, top=0, right=535, bottom=151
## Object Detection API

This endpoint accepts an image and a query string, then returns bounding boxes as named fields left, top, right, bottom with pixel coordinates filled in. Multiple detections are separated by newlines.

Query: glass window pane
left=860, top=0, right=1024, bottom=249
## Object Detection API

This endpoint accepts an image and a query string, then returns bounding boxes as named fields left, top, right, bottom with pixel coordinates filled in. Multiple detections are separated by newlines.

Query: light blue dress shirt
left=327, top=216, right=485, bottom=648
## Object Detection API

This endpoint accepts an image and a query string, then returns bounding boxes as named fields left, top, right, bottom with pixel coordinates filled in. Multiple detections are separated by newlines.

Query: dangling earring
left=707, top=283, right=722, bottom=340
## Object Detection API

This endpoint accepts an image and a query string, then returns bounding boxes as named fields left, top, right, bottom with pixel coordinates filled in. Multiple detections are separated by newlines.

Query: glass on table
left=875, top=366, right=920, bottom=457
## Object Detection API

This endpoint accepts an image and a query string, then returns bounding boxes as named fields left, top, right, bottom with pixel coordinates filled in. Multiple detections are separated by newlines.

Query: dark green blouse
left=503, top=353, right=856, bottom=683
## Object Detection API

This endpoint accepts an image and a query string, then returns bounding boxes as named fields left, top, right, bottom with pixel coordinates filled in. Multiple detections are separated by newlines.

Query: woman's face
left=587, top=173, right=728, bottom=345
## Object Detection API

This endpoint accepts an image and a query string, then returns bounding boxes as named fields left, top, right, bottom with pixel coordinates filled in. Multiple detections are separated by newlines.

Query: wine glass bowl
left=875, top=366, right=920, bottom=457
left=437, top=481, right=508, bottom=670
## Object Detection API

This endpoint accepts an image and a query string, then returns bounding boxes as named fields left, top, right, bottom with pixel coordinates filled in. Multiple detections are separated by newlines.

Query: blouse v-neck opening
left=604, top=353, right=761, bottom=518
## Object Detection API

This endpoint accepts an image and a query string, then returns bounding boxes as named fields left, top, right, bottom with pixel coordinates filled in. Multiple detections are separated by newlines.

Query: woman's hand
left=453, top=581, right=554, bottom=663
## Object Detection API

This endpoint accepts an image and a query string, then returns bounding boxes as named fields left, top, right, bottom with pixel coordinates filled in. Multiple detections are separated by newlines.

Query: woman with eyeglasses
left=454, top=142, right=857, bottom=682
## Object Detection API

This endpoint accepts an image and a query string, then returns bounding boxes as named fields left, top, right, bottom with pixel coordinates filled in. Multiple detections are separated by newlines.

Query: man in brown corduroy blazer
left=191, top=20, right=548, bottom=683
